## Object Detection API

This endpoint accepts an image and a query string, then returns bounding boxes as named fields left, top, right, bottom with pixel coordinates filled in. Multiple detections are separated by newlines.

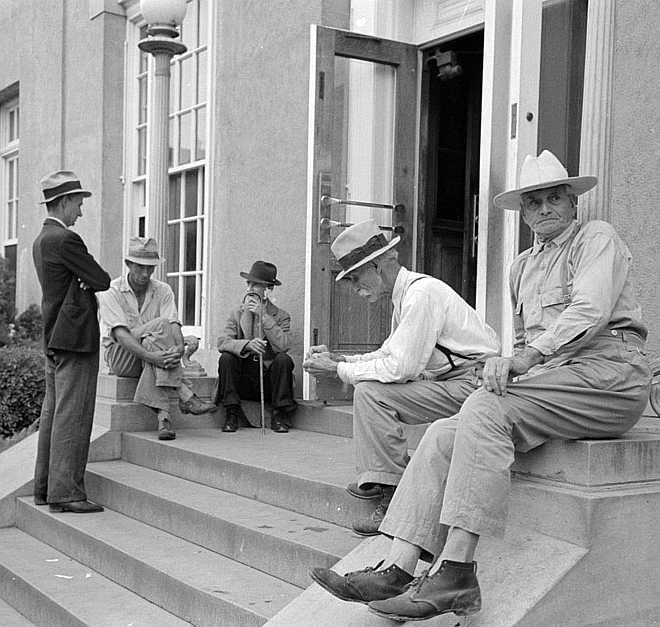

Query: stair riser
left=0, top=563, right=85, bottom=627
left=15, top=501, right=268, bottom=627
left=122, top=435, right=376, bottom=529
left=85, top=471, right=341, bottom=588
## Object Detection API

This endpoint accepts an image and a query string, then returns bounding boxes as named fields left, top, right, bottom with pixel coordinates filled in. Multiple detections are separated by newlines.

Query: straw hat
left=124, top=237, right=163, bottom=266
left=493, top=150, right=597, bottom=210
left=331, top=219, right=400, bottom=282
left=39, top=170, right=92, bottom=204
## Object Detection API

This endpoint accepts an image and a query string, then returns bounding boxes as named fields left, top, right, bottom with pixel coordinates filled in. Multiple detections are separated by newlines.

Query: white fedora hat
left=39, top=170, right=92, bottom=204
left=331, top=218, right=400, bottom=282
left=493, top=150, right=597, bottom=211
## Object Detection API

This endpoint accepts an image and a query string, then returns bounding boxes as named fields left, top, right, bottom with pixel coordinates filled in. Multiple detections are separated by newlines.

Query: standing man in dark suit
left=32, top=170, right=111, bottom=513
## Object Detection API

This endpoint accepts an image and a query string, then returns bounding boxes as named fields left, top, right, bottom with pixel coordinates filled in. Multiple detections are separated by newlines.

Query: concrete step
left=0, top=598, right=34, bottom=626
left=121, top=429, right=378, bottom=529
left=0, top=527, right=188, bottom=627
left=85, top=459, right=362, bottom=588
left=97, top=373, right=216, bottom=401
left=15, top=498, right=299, bottom=627
left=266, top=528, right=587, bottom=626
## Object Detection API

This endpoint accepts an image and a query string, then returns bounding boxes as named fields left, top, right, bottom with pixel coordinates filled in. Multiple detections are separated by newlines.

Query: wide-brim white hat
left=493, top=150, right=597, bottom=210
left=331, top=218, right=400, bottom=281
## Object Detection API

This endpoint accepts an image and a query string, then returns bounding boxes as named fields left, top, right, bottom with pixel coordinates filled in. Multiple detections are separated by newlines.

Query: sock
left=177, top=383, right=194, bottom=401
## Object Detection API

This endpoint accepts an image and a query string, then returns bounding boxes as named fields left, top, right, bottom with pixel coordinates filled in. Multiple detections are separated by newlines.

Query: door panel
left=308, top=26, right=418, bottom=400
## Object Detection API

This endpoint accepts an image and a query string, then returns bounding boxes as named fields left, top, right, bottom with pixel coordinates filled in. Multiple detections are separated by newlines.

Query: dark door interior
left=419, top=30, right=483, bottom=306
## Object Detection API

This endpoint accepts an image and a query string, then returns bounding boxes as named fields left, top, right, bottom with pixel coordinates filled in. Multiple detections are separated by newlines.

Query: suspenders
left=407, top=276, right=472, bottom=370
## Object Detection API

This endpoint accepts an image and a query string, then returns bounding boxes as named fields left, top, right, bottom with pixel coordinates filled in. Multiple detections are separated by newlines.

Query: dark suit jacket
left=32, top=219, right=111, bottom=353
left=216, top=299, right=291, bottom=367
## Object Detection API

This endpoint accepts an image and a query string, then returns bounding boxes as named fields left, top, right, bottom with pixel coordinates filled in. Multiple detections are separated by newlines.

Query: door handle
left=319, top=217, right=403, bottom=234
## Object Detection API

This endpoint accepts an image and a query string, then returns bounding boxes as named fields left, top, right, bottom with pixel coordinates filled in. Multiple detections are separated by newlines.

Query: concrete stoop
left=0, top=373, right=658, bottom=626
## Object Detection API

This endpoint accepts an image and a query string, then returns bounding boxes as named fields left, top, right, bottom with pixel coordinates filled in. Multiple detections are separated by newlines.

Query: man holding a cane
left=215, top=261, right=296, bottom=433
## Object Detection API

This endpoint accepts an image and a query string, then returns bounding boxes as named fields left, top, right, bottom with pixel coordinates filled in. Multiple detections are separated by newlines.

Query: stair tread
left=0, top=527, right=188, bottom=626
left=88, top=459, right=361, bottom=558
left=266, top=527, right=588, bottom=626
left=17, top=498, right=300, bottom=619
left=0, top=597, right=34, bottom=626
left=124, top=428, right=357, bottom=487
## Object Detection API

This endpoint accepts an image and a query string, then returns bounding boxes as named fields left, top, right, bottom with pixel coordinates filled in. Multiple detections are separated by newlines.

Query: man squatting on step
left=309, top=151, right=652, bottom=622
left=214, top=261, right=297, bottom=434
left=303, top=218, right=500, bottom=536
left=97, top=237, right=216, bottom=442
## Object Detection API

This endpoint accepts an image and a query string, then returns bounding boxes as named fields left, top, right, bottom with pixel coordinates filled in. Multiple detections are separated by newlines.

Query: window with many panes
left=1, top=96, right=19, bottom=312
left=127, top=0, right=209, bottom=333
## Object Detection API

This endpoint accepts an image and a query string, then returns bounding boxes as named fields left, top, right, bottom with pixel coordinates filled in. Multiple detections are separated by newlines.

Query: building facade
left=1, top=0, right=658, bottom=398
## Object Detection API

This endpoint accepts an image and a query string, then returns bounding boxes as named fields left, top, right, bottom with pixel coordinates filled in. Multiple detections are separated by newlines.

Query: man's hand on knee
left=482, top=348, right=543, bottom=395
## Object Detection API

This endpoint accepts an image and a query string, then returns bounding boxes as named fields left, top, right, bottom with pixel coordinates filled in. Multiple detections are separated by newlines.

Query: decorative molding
left=578, top=0, right=616, bottom=222
left=413, top=0, right=485, bottom=44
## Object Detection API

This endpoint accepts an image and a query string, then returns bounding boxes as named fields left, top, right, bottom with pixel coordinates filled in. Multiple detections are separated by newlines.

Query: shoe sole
left=368, top=603, right=481, bottom=622
left=309, top=571, right=369, bottom=605
left=352, top=527, right=381, bottom=537
left=345, top=486, right=383, bottom=501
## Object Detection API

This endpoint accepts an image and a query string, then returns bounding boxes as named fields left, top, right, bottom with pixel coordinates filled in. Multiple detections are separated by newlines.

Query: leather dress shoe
left=270, top=410, right=289, bottom=433
left=368, top=560, right=481, bottom=621
left=352, top=485, right=395, bottom=536
left=310, top=560, right=413, bottom=604
left=179, top=395, right=216, bottom=415
left=49, top=500, right=104, bottom=514
left=346, top=482, right=387, bottom=500
left=222, top=405, right=245, bottom=432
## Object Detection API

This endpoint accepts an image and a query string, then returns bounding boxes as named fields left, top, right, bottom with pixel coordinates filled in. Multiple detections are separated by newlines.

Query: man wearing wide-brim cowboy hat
left=303, top=218, right=499, bottom=544
left=215, top=260, right=297, bottom=433
left=98, top=237, right=216, bottom=442
left=33, top=170, right=111, bottom=513
left=315, top=150, right=651, bottom=623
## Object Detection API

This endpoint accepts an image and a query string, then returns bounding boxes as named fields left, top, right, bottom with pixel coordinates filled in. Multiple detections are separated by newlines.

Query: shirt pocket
left=540, top=286, right=570, bottom=328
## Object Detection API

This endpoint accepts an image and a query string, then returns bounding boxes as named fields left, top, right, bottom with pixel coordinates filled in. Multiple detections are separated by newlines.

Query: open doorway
left=418, top=30, right=484, bottom=307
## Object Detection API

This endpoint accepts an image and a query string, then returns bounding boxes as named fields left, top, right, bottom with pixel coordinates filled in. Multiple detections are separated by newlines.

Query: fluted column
left=139, top=36, right=186, bottom=279
left=578, top=0, right=616, bottom=222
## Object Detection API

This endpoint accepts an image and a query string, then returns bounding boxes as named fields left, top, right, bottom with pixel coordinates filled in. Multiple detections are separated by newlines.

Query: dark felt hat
left=240, top=260, right=281, bottom=286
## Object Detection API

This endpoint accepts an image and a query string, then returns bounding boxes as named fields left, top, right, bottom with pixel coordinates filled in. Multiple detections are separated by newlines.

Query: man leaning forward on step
left=309, top=151, right=651, bottom=622
left=97, top=237, right=216, bottom=441
left=303, top=218, right=500, bottom=535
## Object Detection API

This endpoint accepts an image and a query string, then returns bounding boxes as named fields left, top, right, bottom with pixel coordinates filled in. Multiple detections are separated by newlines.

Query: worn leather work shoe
left=222, top=405, right=245, bottom=432
left=310, top=560, right=414, bottom=604
left=179, top=395, right=216, bottom=415
left=49, top=500, right=104, bottom=514
left=271, top=410, right=289, bottom=433
left=158, top=414, right=176, bottom=440
left=352, top=485, right=395, bottom=536
left=368, top=560, right=481, bottom=621
left=346, top=482, right=387, bottom=500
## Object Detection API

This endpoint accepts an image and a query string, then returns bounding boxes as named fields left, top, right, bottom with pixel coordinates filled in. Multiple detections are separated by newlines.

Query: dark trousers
left=34, top=350, right=99, bottom=504
left=215, top=352, right=296, bottom=412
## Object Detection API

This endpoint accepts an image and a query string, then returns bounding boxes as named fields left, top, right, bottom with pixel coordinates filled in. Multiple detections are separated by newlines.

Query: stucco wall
left=0, top=0, right=125, bottom=315
left=610, top=0, right=660, bottom=355
left=207, top=0, right=349, bottom=379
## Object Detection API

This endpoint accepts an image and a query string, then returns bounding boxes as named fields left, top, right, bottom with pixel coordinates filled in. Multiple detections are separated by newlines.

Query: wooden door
left=306, top=26, right=418, bottom=400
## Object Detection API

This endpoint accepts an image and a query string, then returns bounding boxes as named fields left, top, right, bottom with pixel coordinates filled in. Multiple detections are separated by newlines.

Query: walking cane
left=243, top=290, right=267, bottom=439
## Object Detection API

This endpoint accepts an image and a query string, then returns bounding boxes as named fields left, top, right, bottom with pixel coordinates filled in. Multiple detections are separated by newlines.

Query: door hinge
left=319, top=71, right=325, bottom=100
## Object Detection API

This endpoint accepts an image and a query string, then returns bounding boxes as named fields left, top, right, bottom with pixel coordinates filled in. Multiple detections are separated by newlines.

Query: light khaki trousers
left=353, top=368, right=481, bottom=488
left=379, top=332, right=651, bottom=557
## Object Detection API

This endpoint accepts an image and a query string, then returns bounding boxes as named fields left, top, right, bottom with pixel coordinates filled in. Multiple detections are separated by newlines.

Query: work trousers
left=215, top=352, right=296, bottom=414
left=379, top=331, right=651, bottom=557
left=34, top=349, right=99, bottom=504
left=353, top=368, right=480, bottom=488
left=104, top=317, right=183, bottom=411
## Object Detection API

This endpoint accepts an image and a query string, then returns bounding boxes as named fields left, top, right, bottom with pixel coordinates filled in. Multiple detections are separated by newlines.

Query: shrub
left=14, top=304, right=43, bottom=344
left=0, top=345, right=45, bottom=438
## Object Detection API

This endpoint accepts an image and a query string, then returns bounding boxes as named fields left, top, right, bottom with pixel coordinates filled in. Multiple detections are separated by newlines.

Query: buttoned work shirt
left=97, top=275, right=180, bottom=347
left=509, top=220, right=646, bottom=361
left=336, top=267, right=500, bottom=385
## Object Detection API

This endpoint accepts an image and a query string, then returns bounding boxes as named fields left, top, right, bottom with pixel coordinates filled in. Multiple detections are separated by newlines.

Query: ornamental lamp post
left=138, top=0, right=188, bottom=279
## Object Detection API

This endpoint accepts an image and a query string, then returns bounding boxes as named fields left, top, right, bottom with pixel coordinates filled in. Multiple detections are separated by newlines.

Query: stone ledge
left=97, top=374, right=216, bottom=401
